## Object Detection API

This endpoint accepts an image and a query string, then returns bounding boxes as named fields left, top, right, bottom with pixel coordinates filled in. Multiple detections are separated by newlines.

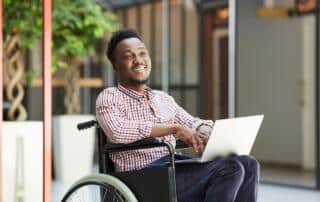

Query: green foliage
left=52, top=0, right=119, bottom=70
left=4, top=0, right=119, bottom=71
left=3, top=0, right=42, bottom=51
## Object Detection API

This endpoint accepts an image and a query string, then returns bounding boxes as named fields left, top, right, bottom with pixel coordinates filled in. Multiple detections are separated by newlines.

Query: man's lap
left=143, top=154, right=259, bottom=201
left=143, top=154, right=193, bottom=169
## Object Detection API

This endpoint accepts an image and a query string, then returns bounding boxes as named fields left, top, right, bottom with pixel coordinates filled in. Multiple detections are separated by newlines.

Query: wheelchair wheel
left=61, top=174, right=137, bottom=202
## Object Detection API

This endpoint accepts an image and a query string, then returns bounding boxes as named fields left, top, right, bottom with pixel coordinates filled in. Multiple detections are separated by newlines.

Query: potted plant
left=51, top=0, right=119, bottom=188
left=53, top=0, right=118, bottom=113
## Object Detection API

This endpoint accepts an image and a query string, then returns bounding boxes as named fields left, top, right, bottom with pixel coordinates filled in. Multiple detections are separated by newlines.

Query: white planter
left=1, top=121, right=43, bottom=202
left=53, top=115, right=95, bottom=185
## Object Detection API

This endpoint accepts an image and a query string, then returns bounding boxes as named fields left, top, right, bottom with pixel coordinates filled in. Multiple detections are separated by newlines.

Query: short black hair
left=107, top=28, right=142, bottom=62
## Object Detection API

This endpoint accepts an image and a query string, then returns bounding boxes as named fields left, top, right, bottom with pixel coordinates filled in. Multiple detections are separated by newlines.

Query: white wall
left=301, top=15, right=316, bottom=170
left=236, top=0, right=316, bottom=166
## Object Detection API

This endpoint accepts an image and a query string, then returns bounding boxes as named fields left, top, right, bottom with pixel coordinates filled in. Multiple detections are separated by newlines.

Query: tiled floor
left=258, top=184, right=320, bottom=202
left=53, top=180, right=320, bottom=202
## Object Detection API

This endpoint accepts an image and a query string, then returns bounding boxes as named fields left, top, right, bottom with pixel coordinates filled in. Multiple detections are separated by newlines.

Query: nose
left=133, top=55, right=144, bottom=65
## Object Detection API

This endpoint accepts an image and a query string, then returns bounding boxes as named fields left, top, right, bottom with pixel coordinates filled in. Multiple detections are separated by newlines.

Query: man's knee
left=214, top=159, right=246, bottom=180
left=238, top=155, right=260, bottom=174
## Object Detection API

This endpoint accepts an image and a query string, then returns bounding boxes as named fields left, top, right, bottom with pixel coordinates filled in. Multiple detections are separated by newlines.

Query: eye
left=124, top=54, right=133, bottom=60
left=140, top=51, right=148, bottom=57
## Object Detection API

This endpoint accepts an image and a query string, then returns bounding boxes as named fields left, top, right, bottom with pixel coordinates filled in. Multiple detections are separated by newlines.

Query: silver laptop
left=176, top=115, right=264, bottom=164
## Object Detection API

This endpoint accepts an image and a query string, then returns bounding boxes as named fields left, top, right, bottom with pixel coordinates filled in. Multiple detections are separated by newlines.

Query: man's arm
left=96, top=104, right=153, bottom=144
left=170, top=96, right=214, bottom=134
left=151, top=124, right=204, bottom=153
left=96, top=100, right=204, bottom=152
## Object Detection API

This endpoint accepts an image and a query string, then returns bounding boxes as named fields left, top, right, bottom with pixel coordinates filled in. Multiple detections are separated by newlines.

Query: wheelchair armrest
left=104, top=138, right=176, bottom=168
left=77, top=120, right=97, bottom=130
left=104, top=137, right=171, bottom=153
left=105, top=139, right=188, bottom=151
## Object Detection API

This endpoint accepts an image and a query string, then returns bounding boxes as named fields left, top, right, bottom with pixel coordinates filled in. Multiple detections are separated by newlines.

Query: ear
left=110, top=55, right=118, bottom=71
left=111, top=62, right=117, bottom=71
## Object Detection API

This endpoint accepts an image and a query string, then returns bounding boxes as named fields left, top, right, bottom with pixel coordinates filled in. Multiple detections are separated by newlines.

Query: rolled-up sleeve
left=170, top=96, right=213, bottom=131
left=96, top=92, right=153, bottom=144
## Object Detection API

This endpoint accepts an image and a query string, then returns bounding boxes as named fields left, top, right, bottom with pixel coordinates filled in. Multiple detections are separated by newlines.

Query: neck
left=120, top=82, right=146, bottom=93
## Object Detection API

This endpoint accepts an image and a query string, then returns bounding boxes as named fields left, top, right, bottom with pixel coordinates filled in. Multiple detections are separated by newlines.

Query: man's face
left=112, top=38, right=151, bottom=86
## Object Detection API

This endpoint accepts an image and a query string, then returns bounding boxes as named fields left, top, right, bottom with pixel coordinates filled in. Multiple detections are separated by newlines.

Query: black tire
left=61, top=174, right=137, bottom=202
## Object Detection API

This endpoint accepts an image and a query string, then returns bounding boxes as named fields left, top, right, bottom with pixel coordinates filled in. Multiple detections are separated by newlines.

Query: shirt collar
left=117, top=83, right=154, bottom=101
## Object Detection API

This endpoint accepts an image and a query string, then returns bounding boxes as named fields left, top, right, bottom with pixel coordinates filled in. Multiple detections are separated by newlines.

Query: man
left=96, top=29, right=259, bottom=202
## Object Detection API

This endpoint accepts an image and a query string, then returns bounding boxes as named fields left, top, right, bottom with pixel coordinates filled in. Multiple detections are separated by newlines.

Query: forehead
left=115, top=38, right=146, bottom=54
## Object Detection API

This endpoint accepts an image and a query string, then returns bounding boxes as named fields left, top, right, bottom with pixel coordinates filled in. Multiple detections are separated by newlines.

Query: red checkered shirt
left=96, top=84, right=213, bottom=172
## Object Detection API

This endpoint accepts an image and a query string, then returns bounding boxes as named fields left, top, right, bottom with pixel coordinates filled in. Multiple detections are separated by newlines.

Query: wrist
left=172, top=124, right=183, bottom=137
left=172, top=124, right=180, bottom=132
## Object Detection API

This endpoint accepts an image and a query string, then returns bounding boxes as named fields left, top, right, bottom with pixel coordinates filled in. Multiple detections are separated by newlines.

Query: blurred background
left=1, top=0, right=320, bottom=201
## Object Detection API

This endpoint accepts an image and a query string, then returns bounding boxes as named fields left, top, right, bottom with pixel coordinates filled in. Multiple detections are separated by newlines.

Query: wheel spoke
left=63, top=184, right=128, bottom=202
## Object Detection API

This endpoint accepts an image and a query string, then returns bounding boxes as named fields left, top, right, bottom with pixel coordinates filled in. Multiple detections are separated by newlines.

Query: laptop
left=175, top=115, right=264, bottom=164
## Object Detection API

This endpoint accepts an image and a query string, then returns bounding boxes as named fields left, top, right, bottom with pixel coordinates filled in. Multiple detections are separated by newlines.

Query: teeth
left=133, top=66, right=145, bottom=72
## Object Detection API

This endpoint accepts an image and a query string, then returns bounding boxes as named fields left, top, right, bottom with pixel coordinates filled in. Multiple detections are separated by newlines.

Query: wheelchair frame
left=75, top=120, right=188, bottom=202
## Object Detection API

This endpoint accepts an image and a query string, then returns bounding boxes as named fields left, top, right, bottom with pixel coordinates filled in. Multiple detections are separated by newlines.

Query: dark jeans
left=144, top=154, right=260, bottom=202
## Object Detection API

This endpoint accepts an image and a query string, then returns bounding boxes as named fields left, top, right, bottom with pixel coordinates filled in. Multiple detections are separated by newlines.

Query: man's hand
left=196, top=132, right=209, bottom=146
left=175, top=126, right=205, bottom=154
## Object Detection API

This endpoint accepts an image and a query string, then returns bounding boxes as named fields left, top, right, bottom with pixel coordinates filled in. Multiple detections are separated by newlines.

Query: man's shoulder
left=151, top=89, right=171, bottom=99
left=97, top=87, right=120, bottom=96
left=96, top=87, right=123, bottom=105
left=149, top=89, right=177, bottom=106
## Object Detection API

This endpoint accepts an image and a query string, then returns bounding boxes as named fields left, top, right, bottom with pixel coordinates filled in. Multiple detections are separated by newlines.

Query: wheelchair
left=61, top=120, right=189, bottom=202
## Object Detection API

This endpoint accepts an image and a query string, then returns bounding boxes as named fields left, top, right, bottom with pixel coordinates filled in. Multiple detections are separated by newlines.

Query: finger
left=190, top=136, right=198, bottom=153
left=196, top=135, right=204, bottom=153
left=182, top=135, right=195, bottom=150
left=198, top=132, right=207, bottom=138
left=181, top=137, right=193, bottom=148
left=193, top=134, right=202, bottom=153
left=198, top=133, right=209, bottom=145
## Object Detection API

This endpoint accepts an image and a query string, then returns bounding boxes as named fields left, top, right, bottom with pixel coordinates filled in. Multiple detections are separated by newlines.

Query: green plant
left=4, top=0, right=118, bottom=72
left=52, top=0, right=119, bottom=72
left=52, top=0, right=119, bottom=113
left=3, top=0, right=42, bottom=51
left=3, top=0, right=119, bottom=117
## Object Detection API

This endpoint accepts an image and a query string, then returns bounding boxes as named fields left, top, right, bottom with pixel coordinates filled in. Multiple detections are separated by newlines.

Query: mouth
left=132, top=65, right=147, bottom=73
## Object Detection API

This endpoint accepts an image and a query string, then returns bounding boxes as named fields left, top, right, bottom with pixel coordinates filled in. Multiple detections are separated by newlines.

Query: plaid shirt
left=96, top=84, right=213, bottom=172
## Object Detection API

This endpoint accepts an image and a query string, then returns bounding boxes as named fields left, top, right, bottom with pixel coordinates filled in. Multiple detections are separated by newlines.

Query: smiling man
left=96, top=29, right=259, bottom=202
